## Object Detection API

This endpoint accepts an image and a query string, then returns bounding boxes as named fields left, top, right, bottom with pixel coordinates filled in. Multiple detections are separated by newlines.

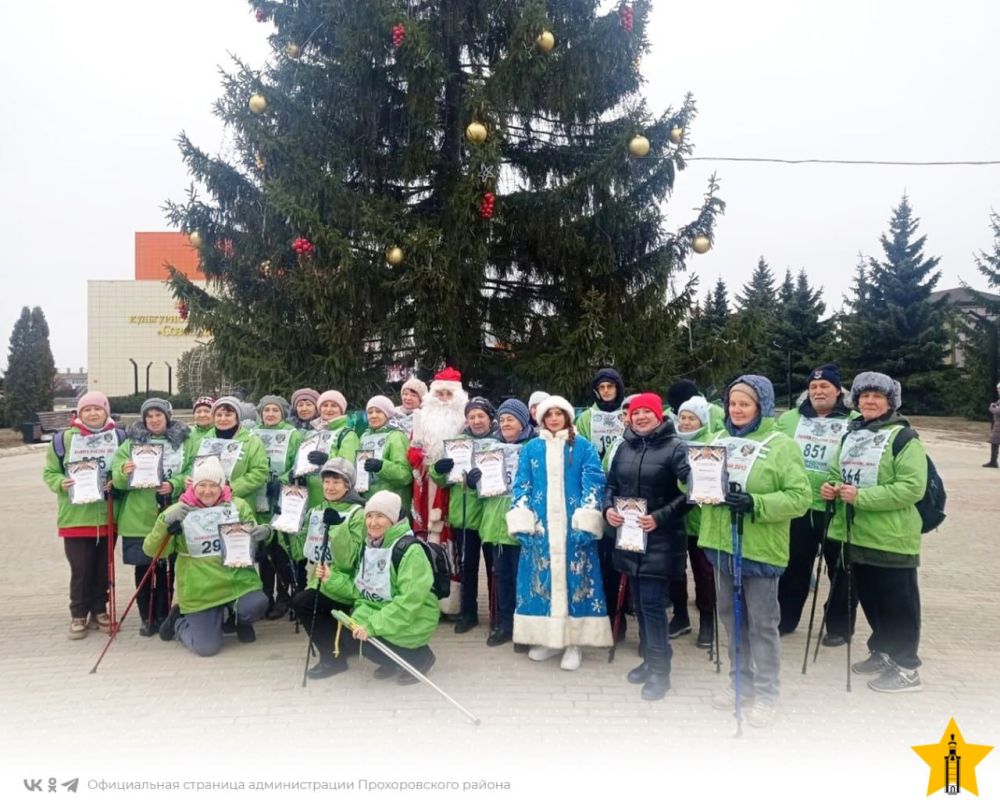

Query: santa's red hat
left=430, top=366, right=464, bottom=396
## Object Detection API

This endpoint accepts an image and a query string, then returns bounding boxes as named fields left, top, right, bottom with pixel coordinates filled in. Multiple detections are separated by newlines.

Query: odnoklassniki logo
left=913, top=718, right=993, bottom=796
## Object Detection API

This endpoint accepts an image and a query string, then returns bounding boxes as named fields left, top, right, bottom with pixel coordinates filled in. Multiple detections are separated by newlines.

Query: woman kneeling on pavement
left=323, top=490, right=440, bottom=684
left=604, top=393, right=690, bottom=700
left=145, top=456, right=271, bottom=656
left=698, top=375, right=810, bottom=727
left=821, top=371, right=928, bottom=693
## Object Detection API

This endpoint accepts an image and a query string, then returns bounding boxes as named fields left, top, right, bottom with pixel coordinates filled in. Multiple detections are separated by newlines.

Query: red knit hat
left=629, top=392, right=663, bottom=423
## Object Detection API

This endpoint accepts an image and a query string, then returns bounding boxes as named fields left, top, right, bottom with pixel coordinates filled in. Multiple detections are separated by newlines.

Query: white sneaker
left=712, top=687, right=736, bottom=710
left=746, top=700, right=777, bottom=728
left=528, top=645, right=562, bottom=662
left=560, top=646, right=582, bottom=671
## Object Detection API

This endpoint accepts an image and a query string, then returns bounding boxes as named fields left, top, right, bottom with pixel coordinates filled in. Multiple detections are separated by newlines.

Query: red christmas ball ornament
left=292, top=237, right=315, bottom=257
left=619, top=4, right=634, bottom=32
left=392, top=23, right=406, bottom=48
left=177, top=302, right=189, bottom=321
left=254, top=8, right=269, bottom=22
left=479, top=191, right=496, bottom=220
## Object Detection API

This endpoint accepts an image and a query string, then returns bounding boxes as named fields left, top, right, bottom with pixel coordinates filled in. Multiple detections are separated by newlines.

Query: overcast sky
left=2, top=0, right=998, bottom=371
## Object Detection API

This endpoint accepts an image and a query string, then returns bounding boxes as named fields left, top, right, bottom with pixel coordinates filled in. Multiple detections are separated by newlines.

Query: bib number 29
left=200, top=539, right=222, bottom=555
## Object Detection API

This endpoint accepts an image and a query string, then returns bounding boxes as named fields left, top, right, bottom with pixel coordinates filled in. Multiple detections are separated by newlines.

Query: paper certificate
left=218, top=522, right=255, bottom=569
left=129, top=443, right=164, bottom=489
left=475, top=449, right=508, bottom=498
left=614, top=497, right=648, bottom=553
left=355, top=450, right=375, bottom=494
left=686, top=445, right=728, bottom=505
left=294, top=430, right=334, bottom=477
left=67, top=461, right=103, bottom=505
left=272, top=485, right=309, bottom=533
left=444, top=438, right=474, bottom=484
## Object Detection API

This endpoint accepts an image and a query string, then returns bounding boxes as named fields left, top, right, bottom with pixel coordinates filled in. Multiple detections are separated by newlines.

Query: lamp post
left=164, top=362, right=173, bottom=396
left=128, top=358, right=139, bottom=395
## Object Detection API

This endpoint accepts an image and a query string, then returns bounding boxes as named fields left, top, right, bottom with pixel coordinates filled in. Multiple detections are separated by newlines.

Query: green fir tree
left=4, top=306, right=55, bottom=429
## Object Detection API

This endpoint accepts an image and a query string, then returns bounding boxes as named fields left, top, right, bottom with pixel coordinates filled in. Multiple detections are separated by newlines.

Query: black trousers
left=457, top=528, right=493, bottom=621
left=360, top=639, right=434, bottom=672
left=668, top=537, right=716, bottom=618
left=258, top=540, right=302, bottom=603
left=291, top=589, right=356, bottom=663
left=485, top=542, right=519, bottom=634
left=135, top=560, right=173, bottom=624
left=778, top=510, right=857, bottom=638
left=600, top=535, right=628, bottom=635
left=853, top=563, right=921, bottom=669
left=63, top=537, right=112, bottom=618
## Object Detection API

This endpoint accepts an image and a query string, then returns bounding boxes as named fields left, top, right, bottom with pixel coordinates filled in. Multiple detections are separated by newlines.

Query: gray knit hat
left=212, top=396, right=243, bottom=422
left=320, top=457, right=356, bottom=489
left=850, top=371, right=900, bottom=411
left=140, top=397, right=173, bottom=421
left=257, top=394, right=290, bottom=419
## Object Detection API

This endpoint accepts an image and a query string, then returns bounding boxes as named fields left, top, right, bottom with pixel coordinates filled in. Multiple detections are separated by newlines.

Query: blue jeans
left=629, top=575, right=672, bottom=675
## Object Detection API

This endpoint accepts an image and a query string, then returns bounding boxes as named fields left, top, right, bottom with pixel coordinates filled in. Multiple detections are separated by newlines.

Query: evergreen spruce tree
left=773, top=268, right=831, bottom=392
left=960, top=210, right=1000, bottom=417
left=166, top=1, right=722, bottom=398
left=733, top=256, right=779, bottom=377
left=4, top=306, right=55, bottom=428
left=843, top=195, right=950, bottom=411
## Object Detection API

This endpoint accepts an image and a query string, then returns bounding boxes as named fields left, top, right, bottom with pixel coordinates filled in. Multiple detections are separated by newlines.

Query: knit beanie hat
left=317, top=390, right=348, bottom=415
left=192, top=456, right=225, bottom=486
left=677, top=396, right=711, bottom=428
left=193, top=396, right=215, bottom=411
left=465, top=396, right=497, bottom=421
left=212, top=396, right=243, bottom=422
left=401, top=377, right=428, bottom=399
left=628, top=392, right=664, bottom=423
left=808, top=364, right=843, bottom=391
left=291, top=388, right=320, bottom=410
left=257, top=395, right=290, bottom=419
left=364, top=490, right=402, bottom=525
left=240, top=402, right=258, bottom=423
left=728, top=382, right=759, bottom=405
left=320, top=457, right=356, bottom=489
left=496, top=398, right=531, bottom=431
left=140, top=397, right=172, bottom=421
left=77, top=391, right=111, bottom=417
left=666, top=379, right=700, bottom=412
left=366, top=395, right=397, bottom=420
left=527, top=391, right=550, bottom=413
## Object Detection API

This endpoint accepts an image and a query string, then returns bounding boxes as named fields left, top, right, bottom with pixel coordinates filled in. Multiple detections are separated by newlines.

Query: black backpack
left=391, top=535, right=453, bottom=599
left=892, top=427, right=946, bottom=534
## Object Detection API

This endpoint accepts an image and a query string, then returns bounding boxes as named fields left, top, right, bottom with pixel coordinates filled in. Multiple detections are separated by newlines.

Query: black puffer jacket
left=603, top=420, right=690, bottom=579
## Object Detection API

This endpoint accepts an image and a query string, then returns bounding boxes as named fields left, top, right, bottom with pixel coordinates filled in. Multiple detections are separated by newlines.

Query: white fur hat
left=535, top=395, right=576, bottom=427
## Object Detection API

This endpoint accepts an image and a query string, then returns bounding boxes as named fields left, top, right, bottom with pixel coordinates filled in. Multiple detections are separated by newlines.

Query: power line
left=685, top=156, right=1000, bottom=166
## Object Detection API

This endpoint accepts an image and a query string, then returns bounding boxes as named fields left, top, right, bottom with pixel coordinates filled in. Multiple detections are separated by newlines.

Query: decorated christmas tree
left=167, top=0, right=723, bottom=398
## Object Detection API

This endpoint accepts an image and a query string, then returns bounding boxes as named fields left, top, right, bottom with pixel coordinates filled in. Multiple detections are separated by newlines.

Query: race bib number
left=359, top=432, right=390, bottom=460
left=839, top=428, right=896, bottom=489
left=355, top=544, right=394, bottom=602
left=714, top=433, right=778, bottom=491
left=196, top=438, right=244, bottom=480
left=793, top=416, right=847, bottom=474
left=182, top=504, right=238, bottom=559
left=590, top=410, right=625, bottom=457
left=162, top=443, right=185, bottom=481
left=252, top=428, right=293, bottom=474
left=68, top=431, right=119, bottom=484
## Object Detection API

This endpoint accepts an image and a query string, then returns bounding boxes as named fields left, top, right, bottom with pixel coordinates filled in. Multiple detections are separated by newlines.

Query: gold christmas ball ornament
left=260, top=259, right=272, bottom=275
left=465, top=121, right=488, bottom=145
left=188, top=231, right=203, bottom=248
left=670, top=126, right=684, bottom=145
left=536, top=30, right=556, bottom=53
left=628, top=134, right=650, bottom=157
left=248, top=93, right=268, bottom=114
left=285, top=43, right=301, bottom=59
left=254, top=152, right=266, bottom=171
left=692, top=235, right=711, bottom=254
left=386, top=246, right=405, bottom=266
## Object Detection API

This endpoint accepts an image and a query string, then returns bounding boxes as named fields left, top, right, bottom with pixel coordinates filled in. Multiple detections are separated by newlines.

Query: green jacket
left=300, top=499, right=367, bottom=593
left=42, top=427, right=122, bottom=531
left=298, top=418, right=360, bottom=508
left=826, top=416, right=926, bottom=558
left=183, top=427, right=270, bottom=503
left=187, top=425, right=214, bottom=452
left=697, top=420, right=812, bottom=568
left=429, top=432, right=492, bottom=530
left=250, top=421, right=302, bottom=524
left=358, top=424, right=413, bottom=511
left=337, top=519, right=440, bottom=649
left=776, top=405, right=857, bottom=511
left=142, top=497, right=262, bottom=614
left=111, top=437, right=189, bottom=537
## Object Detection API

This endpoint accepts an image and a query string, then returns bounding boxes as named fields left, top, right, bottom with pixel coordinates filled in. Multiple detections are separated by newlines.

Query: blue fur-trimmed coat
left=506, top=430, right=613, bottom=648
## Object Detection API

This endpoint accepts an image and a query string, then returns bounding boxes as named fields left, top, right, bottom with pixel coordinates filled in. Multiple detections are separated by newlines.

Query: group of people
left=45, top=362, right=932, bottom=723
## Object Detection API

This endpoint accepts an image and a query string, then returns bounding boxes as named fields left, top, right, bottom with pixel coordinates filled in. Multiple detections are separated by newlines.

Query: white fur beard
left=413, top=394, right=468, bottom=462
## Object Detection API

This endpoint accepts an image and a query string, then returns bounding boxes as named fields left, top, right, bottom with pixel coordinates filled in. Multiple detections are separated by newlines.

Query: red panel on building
left=134, top=232, right=203, bottom=281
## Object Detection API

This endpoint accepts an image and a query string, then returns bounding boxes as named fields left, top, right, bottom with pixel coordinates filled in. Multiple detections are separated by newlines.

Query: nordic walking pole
left=845, top=502, right=855, bottom=693
left=331, top=609, right=481, bottom=726
left=104, top=489, right=118, bottom=635
left=712, top=572, right=722, bottom=673
left=608, top=573, right=628, bottom=663
left=729, top=482, right=745, bottom=738
left=802, top=501, right=835, bottom=674
left=156, top=493, right=172, bottom=616
left=90, top=533, right=172, bottom=674
left=302, top=513, right=334, bottom=687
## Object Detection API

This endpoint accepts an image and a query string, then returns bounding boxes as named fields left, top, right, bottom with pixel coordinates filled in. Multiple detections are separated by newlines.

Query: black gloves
left=294, top=475, right=308, bottom=487
left=465, top=467, right=482, bottom=489
left=364, top=458, right=383, bottom=474
left=168, top=520, right=184, bottom=536
left=266, top=477, right=282, bottom=504
left=724, top=491, right=754, bottom=515
left=434, top=458, right=454, bottom=475
left=307, top=450, right=327, bottom=466
left=323, top=508, right=344, bottom=526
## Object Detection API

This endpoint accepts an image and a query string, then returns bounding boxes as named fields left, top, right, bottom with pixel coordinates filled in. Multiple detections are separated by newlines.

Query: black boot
left=627, top=662, right=652, bottom=684
left=307, top=658, right=349, bottom=679
left=668, top=611, right=692, bottom=639
left=696, top=610, right=714, bottom=649
left=159, top=605, right=182, bottom=642
left=454, top=616, right=479, bottom=634
left=640, top=649, right=671, bottom=701
left=236, top=623, right=256, bottom=643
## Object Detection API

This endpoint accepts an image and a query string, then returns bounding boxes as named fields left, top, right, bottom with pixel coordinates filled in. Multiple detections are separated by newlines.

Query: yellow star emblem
left=912, top=718, right=993, bottom=796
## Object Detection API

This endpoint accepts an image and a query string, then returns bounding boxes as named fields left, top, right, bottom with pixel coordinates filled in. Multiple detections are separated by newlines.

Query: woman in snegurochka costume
left=479, top=399, right=535, bottom=649
left=506, top=395, right=612, bottom=671
left=697, top=375, right=811, bottom=728
left=182, top=396, right=269, bottom=505
left=188, top=396, right=215, bottom=451
left=42, top=391, right=124, bottom=640
left=294, top=390, right=360, bottom=509
left=395, top=377, right=427, bottom=436
left=358, top=395, right=413, bottom=511
left=111, top=397, right=191, bottom=637
left=148, top=457, right=271, bottom=655
left=251, top=395, right=303, bottom=621
left=821, top=371, right=928, bottom=694
left=291, top=458, right=367, bottom=679
left=289, top=388, right=320, bottom=432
